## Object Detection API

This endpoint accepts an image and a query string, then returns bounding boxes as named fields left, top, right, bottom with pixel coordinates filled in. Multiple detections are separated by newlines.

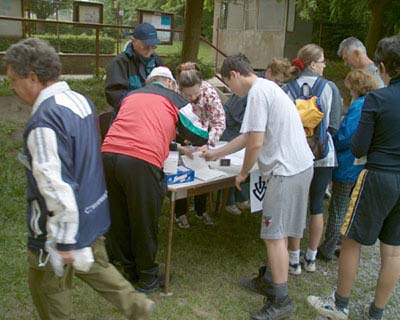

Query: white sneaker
left=307, top=293, right=349, bottom=320
left=175, top=214, right=190, bottom=229
left=200, top=212, right=214, bottom=225
left=301, top=255, right=316, bottom=272
left=237, top=200, right=250, bottom=211
left=289, top=263, right=302, bottom=275
left=225, top=205, right=242, bottom=215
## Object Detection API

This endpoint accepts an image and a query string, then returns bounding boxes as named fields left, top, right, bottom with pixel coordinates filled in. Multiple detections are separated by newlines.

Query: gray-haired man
left=337, top=36, right=384, bottom=88
left=5, top=38, right=153, bottom=320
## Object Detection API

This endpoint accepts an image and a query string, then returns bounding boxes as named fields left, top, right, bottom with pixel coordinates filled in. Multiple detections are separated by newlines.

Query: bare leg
left=336, top=237, right=361, bottom=297
left=288, top=237, right=300, bottom=251
left=374, top=242, right=400, bottom=308
left=264, top=238, right=288, bottom=283
left=309, top=214, right=324, bottom=250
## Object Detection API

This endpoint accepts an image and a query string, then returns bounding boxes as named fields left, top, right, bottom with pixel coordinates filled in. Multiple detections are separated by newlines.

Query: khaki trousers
left=28, top=237, right=151, bottom=320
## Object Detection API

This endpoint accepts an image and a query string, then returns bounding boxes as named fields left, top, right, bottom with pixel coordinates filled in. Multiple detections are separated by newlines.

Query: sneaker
left=301, top=255, right=316, bottom=272
left=289, top=263, right=301, bottom=275
left=307, top=294, right=349, bottom=320
left=239, top=266, right=271, bottom=296
left=364, top=304, right=383, bottom=320
left=198, top=212, right=214, bottom=225
left=237, top=200, right=250, bottom=211
left=225, top=204, right=242, bottom=215
left=175, top=215, right=190, bottom=229
left=251, top=296, right=296, bottom=320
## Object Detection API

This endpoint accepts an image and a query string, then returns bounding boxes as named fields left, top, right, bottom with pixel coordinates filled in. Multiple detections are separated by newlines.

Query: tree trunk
left=181, top=0, right=205, bottom=63
left=366, top=0, right=391, bottom=57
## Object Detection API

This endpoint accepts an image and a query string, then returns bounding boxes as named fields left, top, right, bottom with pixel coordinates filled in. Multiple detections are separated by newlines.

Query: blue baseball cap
left=132, top=23, right=160, bottom=46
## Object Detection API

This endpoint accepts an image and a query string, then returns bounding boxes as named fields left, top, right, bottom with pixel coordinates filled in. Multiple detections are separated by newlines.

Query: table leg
left=164, top=193, right=175, bottom=295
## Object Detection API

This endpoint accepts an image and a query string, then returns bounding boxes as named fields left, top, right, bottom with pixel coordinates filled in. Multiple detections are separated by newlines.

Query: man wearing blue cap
left=105, top=23, right=162, bottom=112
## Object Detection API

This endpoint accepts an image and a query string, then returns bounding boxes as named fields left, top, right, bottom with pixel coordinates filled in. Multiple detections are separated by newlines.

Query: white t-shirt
left=240, top=78, right=314, bottom=177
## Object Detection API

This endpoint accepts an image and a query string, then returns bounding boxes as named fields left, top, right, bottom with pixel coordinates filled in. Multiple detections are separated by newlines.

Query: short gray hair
left=337, top=37, right=367, bottom=57
left=4, top=38, right=61, bottom=84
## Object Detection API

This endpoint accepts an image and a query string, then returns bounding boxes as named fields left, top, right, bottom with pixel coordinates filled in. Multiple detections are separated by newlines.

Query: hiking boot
left=197, top=212, right=214, bottom=225
left=237, top=200, right=250, bottom=211
left=307, top=293, right=349, bottom=320
left=301, top=255, right=316, bottom=272
left=176, top=214, right=190, bottom=229
left=288, top=263, right=301, bottom=276
left=250, top=296, right=296, bottom=320
left=225, top=204, right=242, bottom=215
left=239, top=266, right=272, bottom=296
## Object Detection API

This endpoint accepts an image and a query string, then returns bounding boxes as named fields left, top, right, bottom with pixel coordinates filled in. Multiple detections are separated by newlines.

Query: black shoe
left=239, top=266, right=272, bottom=296
left=135, top=269, right=171, bottom=293
left=250, top=296, right=296, bottom=320
left=316, top=250, right=332, bottom=262
left=135, top=267, right=162, bottom=294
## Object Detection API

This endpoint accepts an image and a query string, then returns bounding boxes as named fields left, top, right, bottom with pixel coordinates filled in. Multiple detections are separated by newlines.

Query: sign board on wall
left=73, top=1, right=103, bottom=24
left=137, top=9, right=173, bottom=45
left=0, top=0, right=23, bottom=38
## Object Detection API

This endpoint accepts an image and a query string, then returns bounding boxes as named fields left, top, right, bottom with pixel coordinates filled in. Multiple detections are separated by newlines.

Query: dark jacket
left=220, top=95, right=247, bottom=142
left=351, top=78, right=400, bottom=173
left=24, top=82, right=110, bottom=253
left=104, top=43, right=162, bottom=112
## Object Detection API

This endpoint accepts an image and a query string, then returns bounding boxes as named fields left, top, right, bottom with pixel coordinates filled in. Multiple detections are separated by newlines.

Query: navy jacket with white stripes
left=23, top=81, right=110, bottom=253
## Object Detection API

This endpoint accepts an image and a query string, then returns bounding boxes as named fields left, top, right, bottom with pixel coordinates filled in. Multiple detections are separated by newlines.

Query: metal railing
left=0, top=15, right=227, bottom=77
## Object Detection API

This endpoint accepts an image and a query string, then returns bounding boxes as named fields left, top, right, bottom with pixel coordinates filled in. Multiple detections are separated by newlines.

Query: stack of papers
left=181, top=152, right=227, bottom=181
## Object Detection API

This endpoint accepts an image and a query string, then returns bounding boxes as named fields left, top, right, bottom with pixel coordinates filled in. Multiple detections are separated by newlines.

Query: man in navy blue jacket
left=105, top=23, right=162, bottom=112
left=5, top=38, right=154, bottom=320
left=308, top=35, right=400, bottom=320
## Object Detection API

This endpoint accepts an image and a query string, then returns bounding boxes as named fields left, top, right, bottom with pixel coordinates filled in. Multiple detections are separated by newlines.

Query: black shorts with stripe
left=341, top=169, right=400, bottom=246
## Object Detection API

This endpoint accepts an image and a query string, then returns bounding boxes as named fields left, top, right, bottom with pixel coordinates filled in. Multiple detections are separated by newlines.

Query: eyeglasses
left=316, top=59, right=326, bottom=64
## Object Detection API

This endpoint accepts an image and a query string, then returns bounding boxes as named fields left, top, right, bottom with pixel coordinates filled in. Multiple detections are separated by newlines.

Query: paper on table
left=181, top=152, right=227, bottom=181
left=163, top=151, right=179, bottom=174
left=208, top=141, right=245, bottom=166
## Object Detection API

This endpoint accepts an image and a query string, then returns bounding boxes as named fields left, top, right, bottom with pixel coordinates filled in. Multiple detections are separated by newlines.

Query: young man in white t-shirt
left=203, top=54, right=314, bottom=319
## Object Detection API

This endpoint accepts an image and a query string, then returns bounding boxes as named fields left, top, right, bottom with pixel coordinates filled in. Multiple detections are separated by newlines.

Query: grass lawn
left=1, top=113, right=399, bottom=319
left=0, top=58, right=399, bottom=319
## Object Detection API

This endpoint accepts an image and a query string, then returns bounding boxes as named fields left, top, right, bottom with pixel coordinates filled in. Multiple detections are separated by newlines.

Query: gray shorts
left=260, top=166, right=314, bottom=240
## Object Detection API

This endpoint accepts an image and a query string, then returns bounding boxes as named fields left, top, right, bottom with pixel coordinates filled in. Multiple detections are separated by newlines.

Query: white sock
left=306, top=248, right=318, bottom=261
left=288, top=250, right=300, bottom=265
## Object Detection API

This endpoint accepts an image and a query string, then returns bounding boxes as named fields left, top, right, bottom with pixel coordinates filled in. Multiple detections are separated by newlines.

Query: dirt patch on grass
left=0, top=95, right=31, bottom=123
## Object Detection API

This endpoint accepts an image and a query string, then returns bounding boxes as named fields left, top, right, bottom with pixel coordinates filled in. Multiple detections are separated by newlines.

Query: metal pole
left=116, top=2, right=120, bottom=53
left=96, top=27, right=100, bottom=77
left=215, top=16, right=220, bottom=70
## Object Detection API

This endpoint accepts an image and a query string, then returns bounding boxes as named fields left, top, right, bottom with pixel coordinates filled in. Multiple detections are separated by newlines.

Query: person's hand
left=178, top=146, right=194, bottom=159
left=201, top=149, right=219, bottom=161
left=235, top=172, right=248, bottom=191
left=196, top=144, right=208, bottom=152
left=58, top=250, right=75, bottom=264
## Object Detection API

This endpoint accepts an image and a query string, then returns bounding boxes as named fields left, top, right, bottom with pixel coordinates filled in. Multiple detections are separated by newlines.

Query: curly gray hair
left=4, top=38, right=61, bottom=84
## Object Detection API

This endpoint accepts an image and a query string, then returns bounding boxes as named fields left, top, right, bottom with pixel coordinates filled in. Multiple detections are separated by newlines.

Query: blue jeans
left=226, top=183, right=249, bottom=205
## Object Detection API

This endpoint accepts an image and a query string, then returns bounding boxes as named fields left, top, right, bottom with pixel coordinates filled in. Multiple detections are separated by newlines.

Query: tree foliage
left=297, top=0, right=399, bottom=55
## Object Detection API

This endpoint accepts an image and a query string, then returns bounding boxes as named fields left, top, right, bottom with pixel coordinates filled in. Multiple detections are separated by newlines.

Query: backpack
left=286, top=77, right=329, bottom=160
